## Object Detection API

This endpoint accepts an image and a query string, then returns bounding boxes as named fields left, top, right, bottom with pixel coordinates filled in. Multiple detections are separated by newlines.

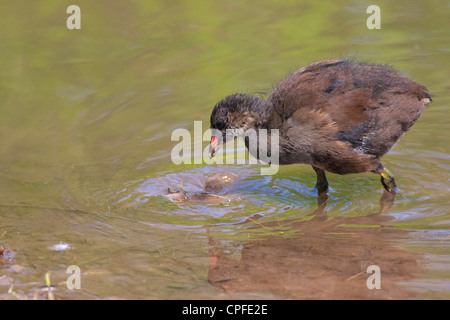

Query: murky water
left=0, top=0, right=449, bottom=299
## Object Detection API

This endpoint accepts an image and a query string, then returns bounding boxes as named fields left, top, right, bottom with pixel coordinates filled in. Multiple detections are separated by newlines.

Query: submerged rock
left=166, top=192, right=230, bottom=203
left=165, top=173, right=236, bottom=203
left=205, top=173, right=235, bottom=192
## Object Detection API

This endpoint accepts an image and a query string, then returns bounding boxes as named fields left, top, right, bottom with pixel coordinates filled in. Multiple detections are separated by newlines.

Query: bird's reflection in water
left=208, top=189, right=423, bottom=299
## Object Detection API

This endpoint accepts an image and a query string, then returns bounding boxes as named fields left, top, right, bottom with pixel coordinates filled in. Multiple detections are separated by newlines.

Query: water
left=0, top=0, right=449, bottom=299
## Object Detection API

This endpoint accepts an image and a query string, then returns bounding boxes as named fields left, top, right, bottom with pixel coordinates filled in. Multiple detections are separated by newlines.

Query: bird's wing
left=269, top=60, right=370, bottom=129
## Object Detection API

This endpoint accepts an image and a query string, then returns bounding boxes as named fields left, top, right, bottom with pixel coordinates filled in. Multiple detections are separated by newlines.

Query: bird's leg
left=380, top=167, right=397, bottom=192
left=312, top=166, right=329, bottom=191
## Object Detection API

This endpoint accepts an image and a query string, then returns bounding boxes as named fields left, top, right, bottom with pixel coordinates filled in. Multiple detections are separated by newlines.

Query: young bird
left=209, top=60, right=431, bottom=192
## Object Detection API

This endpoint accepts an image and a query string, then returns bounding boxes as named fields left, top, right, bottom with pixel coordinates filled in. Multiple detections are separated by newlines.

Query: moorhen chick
left=209, top=60, right=431, bottom=192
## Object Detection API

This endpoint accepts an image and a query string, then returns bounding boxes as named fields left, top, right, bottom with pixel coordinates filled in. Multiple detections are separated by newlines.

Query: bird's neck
left=235, top=96, right=309, bottom=165
left=233, top=95, right=277, bottom=130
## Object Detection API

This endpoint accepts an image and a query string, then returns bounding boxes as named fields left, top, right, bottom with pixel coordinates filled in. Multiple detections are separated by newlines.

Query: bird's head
left=209, top=94, right=269, bottom=158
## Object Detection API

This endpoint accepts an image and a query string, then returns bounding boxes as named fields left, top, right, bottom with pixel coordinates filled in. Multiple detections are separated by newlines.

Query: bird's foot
left=380, top=168, right=397, bottom=193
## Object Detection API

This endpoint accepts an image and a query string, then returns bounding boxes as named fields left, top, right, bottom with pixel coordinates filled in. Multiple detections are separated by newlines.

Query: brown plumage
left=209, top=60, right=431, bottom=192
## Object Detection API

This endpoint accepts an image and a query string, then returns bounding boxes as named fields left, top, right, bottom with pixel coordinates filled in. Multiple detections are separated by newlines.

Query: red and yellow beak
left=209, top=136, right=222, bottom=158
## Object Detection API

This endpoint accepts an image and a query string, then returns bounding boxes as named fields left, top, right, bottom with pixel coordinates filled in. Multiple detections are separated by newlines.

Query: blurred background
left=0, top=0, right=448, bottom=299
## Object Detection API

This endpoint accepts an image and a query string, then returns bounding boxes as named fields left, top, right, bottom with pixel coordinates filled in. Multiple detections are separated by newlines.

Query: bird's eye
left=216, top=121, right=225, bottom=129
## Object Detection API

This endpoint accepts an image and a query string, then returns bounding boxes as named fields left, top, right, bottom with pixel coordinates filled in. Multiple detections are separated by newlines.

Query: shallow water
left=0, top=0, right=449, bottom=299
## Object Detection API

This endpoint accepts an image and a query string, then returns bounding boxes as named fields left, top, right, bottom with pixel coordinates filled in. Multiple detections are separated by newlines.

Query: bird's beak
left=209, top=136, right=222, bottom=158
